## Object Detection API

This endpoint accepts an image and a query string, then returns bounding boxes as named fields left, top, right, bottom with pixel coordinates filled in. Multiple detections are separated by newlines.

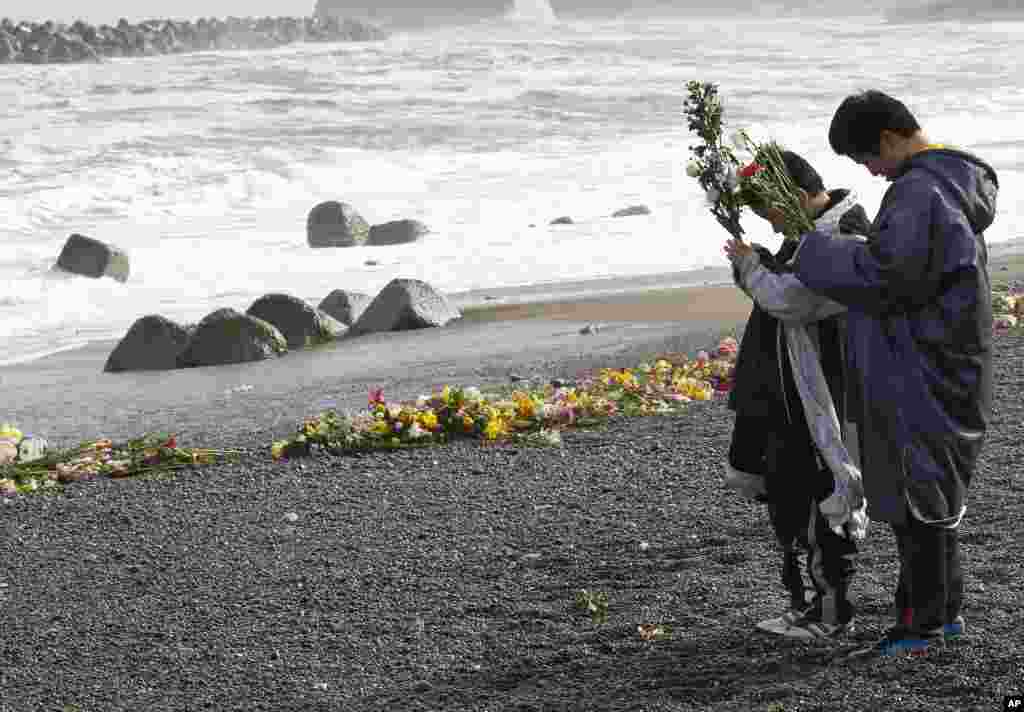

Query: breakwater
left=0, top=15, right=387, bottom=64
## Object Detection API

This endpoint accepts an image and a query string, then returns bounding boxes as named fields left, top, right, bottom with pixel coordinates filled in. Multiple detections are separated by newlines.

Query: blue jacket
left=793, top=148, right=997, bottom=526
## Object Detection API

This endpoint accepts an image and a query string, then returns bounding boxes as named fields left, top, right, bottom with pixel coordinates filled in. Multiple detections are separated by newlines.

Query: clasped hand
left=723, top=238, right=754, bottom=263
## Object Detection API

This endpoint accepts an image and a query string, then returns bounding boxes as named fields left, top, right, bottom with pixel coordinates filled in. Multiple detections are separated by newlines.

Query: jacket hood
left=901, top=148, right=999, bottom=234
left=813, top=189, right=861, bottom=234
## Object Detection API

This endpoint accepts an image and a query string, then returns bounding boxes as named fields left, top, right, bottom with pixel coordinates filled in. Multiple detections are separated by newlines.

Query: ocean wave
left=245, top=97, right=341, bottom=110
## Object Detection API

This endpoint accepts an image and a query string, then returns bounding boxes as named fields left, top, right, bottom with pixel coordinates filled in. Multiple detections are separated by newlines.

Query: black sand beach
left=1, top=261, right=1023, bottom=711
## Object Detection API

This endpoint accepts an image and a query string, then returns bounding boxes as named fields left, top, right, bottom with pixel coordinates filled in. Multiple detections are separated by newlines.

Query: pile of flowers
left=683, top=80, right=814, bottom=241
left=0, top=427, right=238, bottom=497
left=271, top=336, right=740, bottom=459
left=993, top=285, right=1024, bottom=332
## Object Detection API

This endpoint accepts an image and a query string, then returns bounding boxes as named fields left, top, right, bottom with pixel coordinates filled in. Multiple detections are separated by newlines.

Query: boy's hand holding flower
left=723, top=238, right=753, bottom=263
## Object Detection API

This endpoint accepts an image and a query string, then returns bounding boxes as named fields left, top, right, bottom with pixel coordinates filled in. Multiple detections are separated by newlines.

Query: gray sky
left=6, top=0, right=313, bottom=24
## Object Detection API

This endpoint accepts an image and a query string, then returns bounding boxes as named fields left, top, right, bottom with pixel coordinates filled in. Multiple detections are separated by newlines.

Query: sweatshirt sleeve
left=793, top=178, right=941, bottom=315
left=742, top=263, right=848, bottom=323
left=732, top=241, right=848, bottom=324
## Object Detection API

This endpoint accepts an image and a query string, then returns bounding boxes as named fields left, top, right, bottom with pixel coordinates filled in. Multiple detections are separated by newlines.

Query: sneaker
left=849, top=626, right=945, bottom=658
left=944, top=615, right=966, bottom=641
left=755, top=608, right=808, bottom=636
left=779, top=614, right=855, bottom=640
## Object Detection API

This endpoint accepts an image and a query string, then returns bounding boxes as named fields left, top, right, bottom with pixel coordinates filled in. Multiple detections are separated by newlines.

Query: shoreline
left=0, top=266, right=737, bottom=369
left=0, top=277, right=752, bottom=450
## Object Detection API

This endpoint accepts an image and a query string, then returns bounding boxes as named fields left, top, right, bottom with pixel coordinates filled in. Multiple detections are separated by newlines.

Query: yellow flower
left=418, top=411, right=439, bottom=430
left=514, top=396, right=536, bottom=419
left=0, top=423, right=23, bottom=444
left=483, top=417, right=507, bottom=440
left=371, top=420, right=391, bottom=435
left=462, top=415, right=475, bottom=431
left=441, top=385, right=452, bottom=404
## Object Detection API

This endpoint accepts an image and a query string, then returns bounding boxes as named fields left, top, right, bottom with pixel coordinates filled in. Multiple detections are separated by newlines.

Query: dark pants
left=891, top=513, right=963, bottom=633
left=732, top=413, right=857, bottom=616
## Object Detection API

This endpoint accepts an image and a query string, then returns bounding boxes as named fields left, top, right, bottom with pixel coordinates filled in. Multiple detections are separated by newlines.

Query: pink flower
left=368, top=388, right=384, bottom=406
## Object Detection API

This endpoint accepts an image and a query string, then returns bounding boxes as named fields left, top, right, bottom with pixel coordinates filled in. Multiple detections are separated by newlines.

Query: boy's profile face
left=852, top=154, right=898, bottom=180
left=851, top=131, right=904, bottom=181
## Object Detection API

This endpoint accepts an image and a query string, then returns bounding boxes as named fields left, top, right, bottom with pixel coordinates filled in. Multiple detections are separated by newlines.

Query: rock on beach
left=54, top=233, right=130, bottom=283
left=245, top=293, right=347, bottom=349
left=104, top=315, right=193, bottom=372
left=176, top=308, right=288, bottom=368
left=306, top=201, right=370, bottom=248
left=366, top=219, right=429, bottom=246
left=348, top=278, right=462, bottom=336
left=611, top=204, right=652, bottom=218
left=318, top=290, right=372, bottom=326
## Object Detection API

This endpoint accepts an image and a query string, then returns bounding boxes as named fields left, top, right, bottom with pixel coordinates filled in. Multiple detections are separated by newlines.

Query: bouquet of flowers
left=683, top=81, right=815, bottom=241
left=683, top=81, right=745, bottom=240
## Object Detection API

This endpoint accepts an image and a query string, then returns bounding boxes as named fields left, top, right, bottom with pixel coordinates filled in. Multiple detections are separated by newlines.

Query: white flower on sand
left=685, top=160, right=702, bottom=178
left=536, top=429, right=563, bottom=446
left=463, top=386, right=483, bottom=401
left=416, top=395, right=430, bottom=408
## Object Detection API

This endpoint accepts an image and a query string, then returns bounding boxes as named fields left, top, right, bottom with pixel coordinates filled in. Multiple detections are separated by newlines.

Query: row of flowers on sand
left=0, top=337, right=739, bottom=496
left=270, top=337, right=738, bottom=459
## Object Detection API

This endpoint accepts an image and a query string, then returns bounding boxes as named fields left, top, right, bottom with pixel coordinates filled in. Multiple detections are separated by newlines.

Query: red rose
left=739, top=162, right=763, bottom=179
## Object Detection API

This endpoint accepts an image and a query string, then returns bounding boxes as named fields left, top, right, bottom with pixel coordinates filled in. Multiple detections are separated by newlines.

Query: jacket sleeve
left=793, top=178, right=941, bottom=315
left=734, top=251, right=847, bottom=323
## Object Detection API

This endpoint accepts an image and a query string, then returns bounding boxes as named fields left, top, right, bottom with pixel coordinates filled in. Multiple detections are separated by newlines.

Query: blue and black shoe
left=849, top=626, right=945, bottom=658
left=944, top=615, right=966, bottom=641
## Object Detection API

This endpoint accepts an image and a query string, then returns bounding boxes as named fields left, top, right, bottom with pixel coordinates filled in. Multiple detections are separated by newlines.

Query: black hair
left=739, top=149, right=824, bottom=209
left=828, top=90, right=921, bottom=157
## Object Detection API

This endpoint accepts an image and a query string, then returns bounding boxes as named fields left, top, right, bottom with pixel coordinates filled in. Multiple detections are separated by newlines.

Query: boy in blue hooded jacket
left=792, top=90, right=997, bottom=656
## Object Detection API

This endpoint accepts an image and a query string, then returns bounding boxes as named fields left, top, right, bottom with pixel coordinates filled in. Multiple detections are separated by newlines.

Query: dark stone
left=176, top=308, right=288, bottom=368
left=306, top=201, right=370, bottom=248
left=318, top=290, right=372, bottom=326
left=104, top=315, right=192, bottom=372
left=55, top=233, right=130, bottom=283
left=348, top=279, right=461, bottom=336
left=611, top=205, right=652, bottom=218
left=245, top=293, right=347, bottom=349
left=367, top=219, right=429, bottom=246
